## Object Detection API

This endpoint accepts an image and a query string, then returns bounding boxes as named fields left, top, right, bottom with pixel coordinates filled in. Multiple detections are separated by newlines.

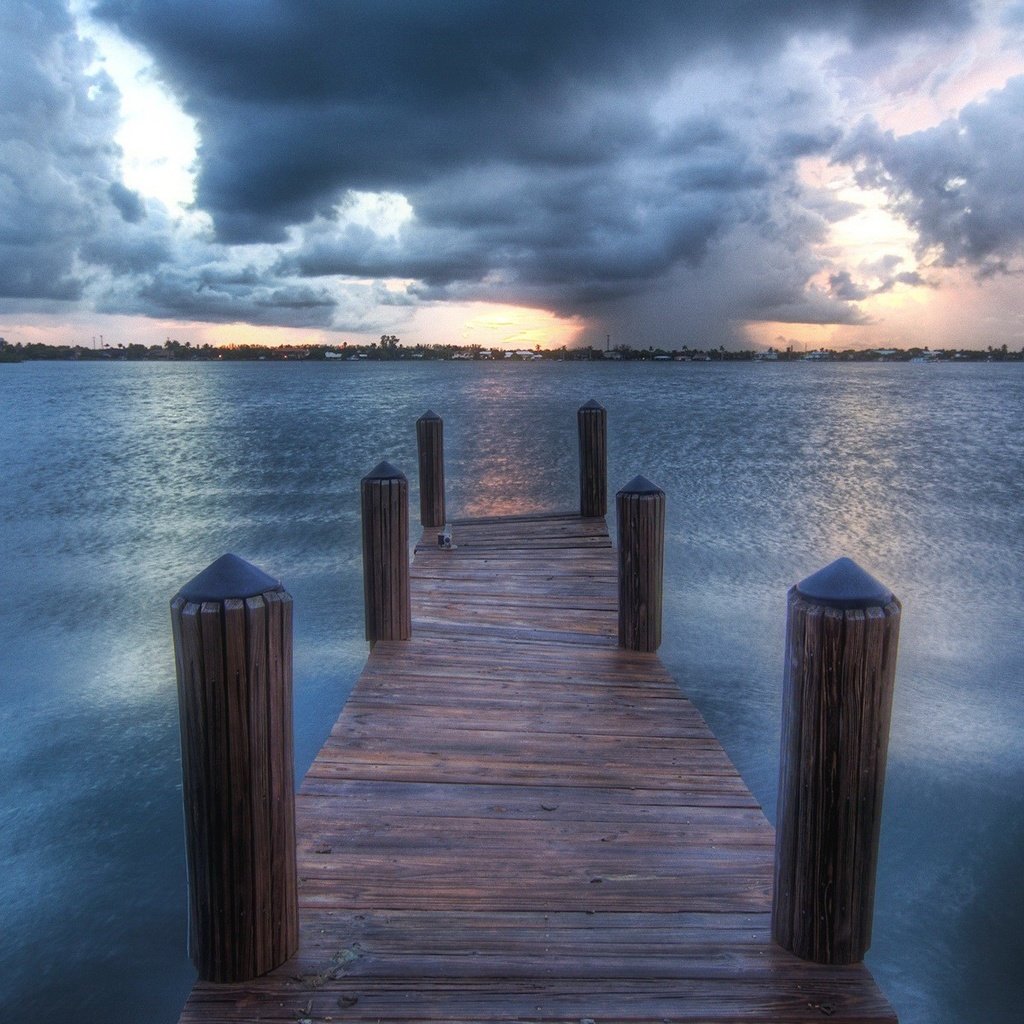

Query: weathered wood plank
left=178, top=510, right=897, bottom=1024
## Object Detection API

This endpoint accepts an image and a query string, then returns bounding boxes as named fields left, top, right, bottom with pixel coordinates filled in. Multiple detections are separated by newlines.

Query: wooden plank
left=295, top=779, right=771, bottom=825
left=337, top=704, right=717, bottom=739
left=178, top=510, right=897, bottom=1024
left=448, top=509, right=587, bottom=525
left=181, top=980, right=897, bottom=1023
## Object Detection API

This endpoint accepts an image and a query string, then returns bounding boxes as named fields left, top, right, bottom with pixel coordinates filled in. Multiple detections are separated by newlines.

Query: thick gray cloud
left=97, top=1, right=971, bottom=244
left=138, top=0, right=959, bottom=334
left=0, top=0, right=121, bottom=299
left=128, top=271, right=337, bottom=328
left=830, top=270, right=871, bottom=301
left=107, top=181, right=145, bottom=224
left=3, top=0, right=993, bottom=341
left=90, top=227, right=355, bottom=327
left=0, top=0, right=185, bottom=307
left=841, top=75, right=1024, bottom=275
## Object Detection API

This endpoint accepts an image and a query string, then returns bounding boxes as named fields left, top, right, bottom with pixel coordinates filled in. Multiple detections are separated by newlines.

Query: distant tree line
left=0, top=335, right=1020, bottom=363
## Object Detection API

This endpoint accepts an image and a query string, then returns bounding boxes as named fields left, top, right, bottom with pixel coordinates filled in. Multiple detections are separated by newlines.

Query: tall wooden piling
left=578, top=399, right=607, bottom=518
left=361, top=460, right=411, bottom=643
left=772, top=557, right=901, bottom=964
left=170, top=553, right=298, bottom=982
left=616, top=475, right=665, bottom=652
left=416, top=410, right=446, bottom=528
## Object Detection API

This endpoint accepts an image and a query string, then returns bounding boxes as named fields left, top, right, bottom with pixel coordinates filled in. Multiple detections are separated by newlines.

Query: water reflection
left=0, top=360, right=1020, bottom=1024
left=446, top=365, right=577, bottom=516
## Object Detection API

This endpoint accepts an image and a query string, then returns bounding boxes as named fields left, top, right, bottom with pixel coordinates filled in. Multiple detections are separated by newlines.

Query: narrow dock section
left=178, top=512, right=897, bottom=1023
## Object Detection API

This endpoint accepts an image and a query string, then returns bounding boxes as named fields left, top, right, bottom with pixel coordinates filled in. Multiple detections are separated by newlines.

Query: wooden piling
left=416, top=410, right=446, bottom=528
left=361, top=460, right=411, bottom=643
left=616, top=475, right=665, bottom=652
left=170, top=553, right=298, bottom=983
left=578, top=399, right=607, bottom=518
left=772, top=557, right=901, bottom=964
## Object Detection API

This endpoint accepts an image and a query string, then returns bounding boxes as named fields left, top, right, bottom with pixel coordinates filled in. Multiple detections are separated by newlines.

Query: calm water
left=1, top=361, right=1020, bottom=1023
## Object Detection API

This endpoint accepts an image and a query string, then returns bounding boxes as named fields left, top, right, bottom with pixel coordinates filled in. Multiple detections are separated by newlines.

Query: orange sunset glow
left=429, top=302, right=587, bottom=351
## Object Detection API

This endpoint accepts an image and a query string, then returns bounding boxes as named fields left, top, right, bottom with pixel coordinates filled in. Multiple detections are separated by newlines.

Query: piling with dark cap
left=772, top=557, right=901, bottom=964
left=577, top=399, right=607, bottom=518
left=170, top=553, right=298, bottom=982
left=361, top=460, right=411, bottom=643
left=416, top=410, right=446, bottom=529
left=616, top=474, right=665, bottom=652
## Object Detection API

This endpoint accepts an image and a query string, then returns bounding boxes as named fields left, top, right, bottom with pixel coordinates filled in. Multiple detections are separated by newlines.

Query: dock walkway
left=178, top=511, right=897, bottom=1023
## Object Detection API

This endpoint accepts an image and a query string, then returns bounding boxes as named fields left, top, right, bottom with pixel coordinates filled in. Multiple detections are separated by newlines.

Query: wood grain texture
left=577, top=401, right=607, bottom=517
left=772, top=588, right=901, bottom=964
left=617, top=485, right=666, bottom=652
left=361, top=471, right=411, bottom=642
left=170, top=590, right=298, bottom=982
left=178, top=512, right=896, bottom=1022
left=416, top=412, right=446, bottom=528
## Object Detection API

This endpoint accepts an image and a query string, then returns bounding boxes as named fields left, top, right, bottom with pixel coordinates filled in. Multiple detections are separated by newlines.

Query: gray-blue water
left=1, top=361, right=1020, bottom=1023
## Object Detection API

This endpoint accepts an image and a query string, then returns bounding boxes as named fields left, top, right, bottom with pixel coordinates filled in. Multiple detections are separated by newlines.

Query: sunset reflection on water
left=445, top=366, right=578, bottom=517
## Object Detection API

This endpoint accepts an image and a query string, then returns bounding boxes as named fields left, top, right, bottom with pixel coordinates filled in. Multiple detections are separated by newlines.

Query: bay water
left=1, top=360, right=1020, bottom=1023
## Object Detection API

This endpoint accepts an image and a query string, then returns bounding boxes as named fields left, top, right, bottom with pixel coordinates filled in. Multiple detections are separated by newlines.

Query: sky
left=2, top=0, right=1023, bottom=351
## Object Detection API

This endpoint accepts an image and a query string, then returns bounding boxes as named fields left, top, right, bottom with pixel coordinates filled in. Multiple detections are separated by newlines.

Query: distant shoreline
left=1, top=340, right=1021, bottom=365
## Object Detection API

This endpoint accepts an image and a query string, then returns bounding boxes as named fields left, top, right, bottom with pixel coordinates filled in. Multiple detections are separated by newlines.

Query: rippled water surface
left=1, top=361, right=1020, bottom=1023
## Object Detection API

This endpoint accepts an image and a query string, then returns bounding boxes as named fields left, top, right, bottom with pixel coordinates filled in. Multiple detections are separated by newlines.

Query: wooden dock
left=177, top=510, right=898, bottom=1023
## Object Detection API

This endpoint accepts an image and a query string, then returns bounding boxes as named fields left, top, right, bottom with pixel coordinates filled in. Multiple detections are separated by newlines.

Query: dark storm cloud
left=0, top=0, right=186, bottom=306
left=80, top=225, right=171, bottom=275
left=107, top=182, right=145, bottom=223
left=97, top=0, right=971, bottom=244
left=279, top=155, right=741, bottom=302
left=2, top=0, right=987, bottom=338
left=841, top=75, right=1024, bottom=275
left=577, top=220, right=871, bottom=351
left=829, top=270, right=871, bottom=301
left=0, top=0, right=115, bottom=300
left=101, top=264, right=339, bottom=327
left=268, top=55, right=855, bottom=327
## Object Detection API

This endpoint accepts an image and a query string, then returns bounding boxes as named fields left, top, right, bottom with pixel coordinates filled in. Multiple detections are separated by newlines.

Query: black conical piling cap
left=176, top=553, right=283, bottom=603
left=796, top=557, right=892, bottom=609
left=580, top=398, right=605, bottom=411
left=418, top=409, right=441, bottom=422
left=617, top=474, right=663, bottom=496
left=362, top=460, right=407, bottom=482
